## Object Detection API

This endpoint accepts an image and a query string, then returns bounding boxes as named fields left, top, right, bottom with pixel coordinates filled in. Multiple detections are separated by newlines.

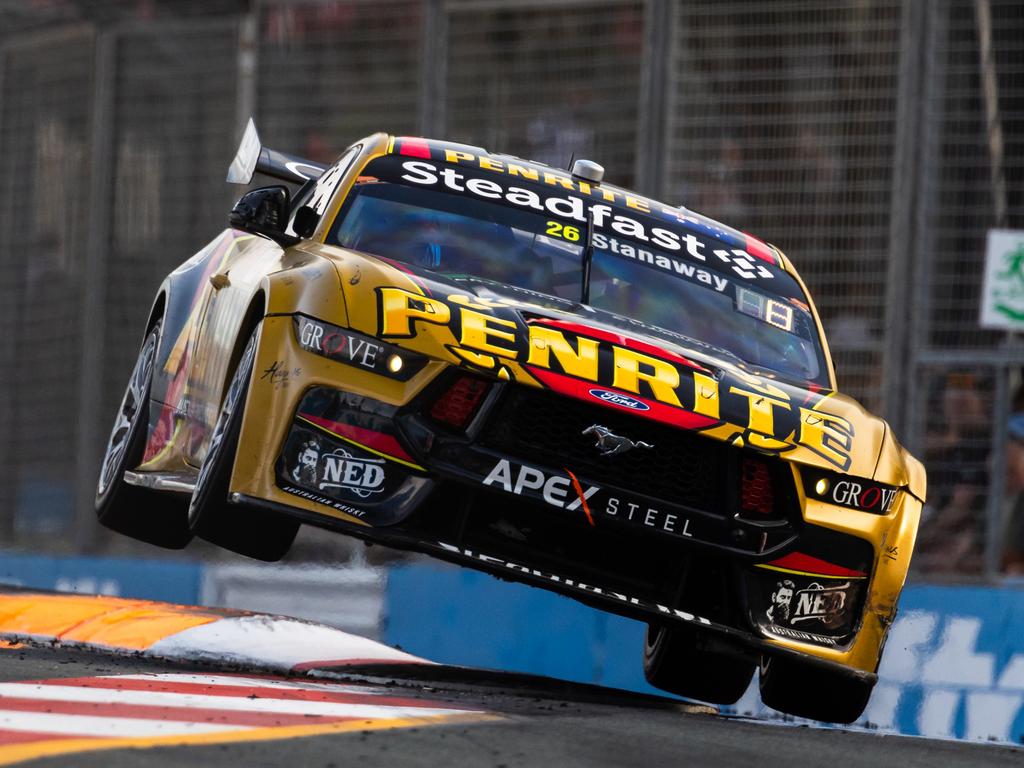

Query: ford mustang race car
left=97, top=120, right=925, bottom=723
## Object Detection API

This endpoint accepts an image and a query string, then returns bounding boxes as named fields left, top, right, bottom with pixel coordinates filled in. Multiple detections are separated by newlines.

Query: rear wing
left=226, top=118, right=327, bottom=185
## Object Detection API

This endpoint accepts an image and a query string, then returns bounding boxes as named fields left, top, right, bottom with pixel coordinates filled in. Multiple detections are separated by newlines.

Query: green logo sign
left=995, top=244, right=1024, bottom=321
left=981, top=230, right=1024, bottom=330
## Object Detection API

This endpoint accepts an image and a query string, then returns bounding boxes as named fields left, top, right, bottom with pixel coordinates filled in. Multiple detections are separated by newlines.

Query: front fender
left=872, top=425, right=926, bottom=505
left=263, top=244, right=348, bottom=328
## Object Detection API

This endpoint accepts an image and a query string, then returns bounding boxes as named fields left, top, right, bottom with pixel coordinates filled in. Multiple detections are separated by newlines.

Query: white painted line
left=109, top=673, right=378, bottom=695
left=0, top=683, right=472, bottom=719
left=0, top=710, right=248, bottom=738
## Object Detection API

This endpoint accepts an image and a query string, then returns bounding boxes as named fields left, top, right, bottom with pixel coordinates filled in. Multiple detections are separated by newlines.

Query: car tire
left=643, top=624, right=755, bottom=705
left=758, top=654, right=873, bottom=724
left=188, top=323, right=299, bottom=562
left=95, top=321, right=192, bottom=548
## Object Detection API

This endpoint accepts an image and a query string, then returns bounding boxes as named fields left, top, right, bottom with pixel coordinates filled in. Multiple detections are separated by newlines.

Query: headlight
left=801, top=469, right=900, bottom=515
left=293, top=315, right=428, bottom=381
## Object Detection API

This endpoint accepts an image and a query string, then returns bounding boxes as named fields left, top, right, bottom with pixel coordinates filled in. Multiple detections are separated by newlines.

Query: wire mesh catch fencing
left=0, top=0, right=1021, bottom=578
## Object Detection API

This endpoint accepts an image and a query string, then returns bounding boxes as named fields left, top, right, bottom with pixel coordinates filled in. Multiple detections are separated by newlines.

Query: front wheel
left=188, top=324, right=298, bottom=561
left=95, top=321, right=191, bottom=548
left=758, top=654, right=874, bottom=724
left=643, top=624, right=755, bottom=705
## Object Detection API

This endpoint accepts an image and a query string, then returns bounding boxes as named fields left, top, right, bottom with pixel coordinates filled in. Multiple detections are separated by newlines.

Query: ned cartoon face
left=291, top=440, right=321, bottom=485
left=769, top=580, right=796, bottom=623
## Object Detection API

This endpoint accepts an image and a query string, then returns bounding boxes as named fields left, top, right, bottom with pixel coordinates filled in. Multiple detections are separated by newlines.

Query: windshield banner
left=365, top=154, right=789, bottom=289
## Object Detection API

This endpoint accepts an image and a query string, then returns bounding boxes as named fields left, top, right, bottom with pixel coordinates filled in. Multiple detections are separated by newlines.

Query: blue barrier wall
left=0, top=552, right=202, bottom=604
left=385, top=564, right=1024, bottom=744
left=384, top=566, right=659, bottom=694
left=864, top=585, right=1024, bottom=742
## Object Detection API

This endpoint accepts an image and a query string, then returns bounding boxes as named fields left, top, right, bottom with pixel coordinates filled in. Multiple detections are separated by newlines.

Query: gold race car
left=97, top=121, right=925, bottom=723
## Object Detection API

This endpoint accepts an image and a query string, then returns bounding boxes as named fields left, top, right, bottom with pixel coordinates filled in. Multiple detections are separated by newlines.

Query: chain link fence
left=0, top=25, right=96, bottom=550
left=0, top=0, right=1021, bottom=577
left=900, top=0, right=1024, bottom=577
left=666, top=0, right=904, bottom=418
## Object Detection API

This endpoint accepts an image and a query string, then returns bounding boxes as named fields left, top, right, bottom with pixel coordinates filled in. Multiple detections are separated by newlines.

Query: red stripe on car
left=296, top=414, right=415, bottom=464
left=527, top=317, right=709, bottom=372
left=764, top=552, right=866, bottom=578
left=396, top=138, right=432, bottom=159
left=743, top=234, right=777, bottom=265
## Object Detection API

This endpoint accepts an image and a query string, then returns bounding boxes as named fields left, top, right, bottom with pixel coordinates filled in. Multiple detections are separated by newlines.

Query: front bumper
left=229, top=489, right=875, bottom=686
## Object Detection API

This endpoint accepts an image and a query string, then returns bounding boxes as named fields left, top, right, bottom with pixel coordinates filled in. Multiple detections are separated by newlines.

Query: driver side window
left=285, top=181, right=316, bottom=236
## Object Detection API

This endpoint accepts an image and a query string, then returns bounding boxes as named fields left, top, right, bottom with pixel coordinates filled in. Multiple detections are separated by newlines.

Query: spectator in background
left=916, top=373, right=990, bottom=575
left=524, top=93, right=596, bottom=172
left=694, top=136, right=748, bottom=224
left=1001, top=399, right=1024, bottom=574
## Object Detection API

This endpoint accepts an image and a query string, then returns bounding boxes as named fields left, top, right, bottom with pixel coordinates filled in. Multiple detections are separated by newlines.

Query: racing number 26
left=546, top=221, right=581, bottom=242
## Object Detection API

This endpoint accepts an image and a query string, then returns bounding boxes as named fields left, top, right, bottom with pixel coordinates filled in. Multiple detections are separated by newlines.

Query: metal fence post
left=985, top=360, right=1009, bottom=577
left=634, top=0, right=672, bottom=199
left=0, top=41, right=10, bottom=542
left=973, top=0, right=1007, bottom=229
left=902, top=0, right=949, bottom=457
left=73, top=29, right=117, bottom=552
left=0, top=39, right=16, bottom=543
left=418, top=0, right=447, bottom=137
left=881, top=0, right=926, bottom=436
left=236, top=11, right=259, bottom=133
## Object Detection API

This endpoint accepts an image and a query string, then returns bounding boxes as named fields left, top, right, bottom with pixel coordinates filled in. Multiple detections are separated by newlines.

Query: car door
left=183, top=147, right=360, bottom=467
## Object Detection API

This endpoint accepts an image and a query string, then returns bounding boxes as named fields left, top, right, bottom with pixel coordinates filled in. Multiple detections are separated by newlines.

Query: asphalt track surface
left=0, top=643, right=1017, bottom=767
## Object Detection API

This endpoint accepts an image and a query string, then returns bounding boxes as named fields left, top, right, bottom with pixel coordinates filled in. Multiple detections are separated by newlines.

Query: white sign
left=980, top=229, right=1024, bottom=330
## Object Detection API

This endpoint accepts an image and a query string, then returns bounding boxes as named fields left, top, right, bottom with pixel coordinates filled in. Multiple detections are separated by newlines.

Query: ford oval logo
left=588, top=388, right=650, bottom=411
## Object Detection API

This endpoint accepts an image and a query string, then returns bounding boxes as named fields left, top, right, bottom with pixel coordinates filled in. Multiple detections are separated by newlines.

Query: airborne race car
left=97, top=121, right=925, bottom=723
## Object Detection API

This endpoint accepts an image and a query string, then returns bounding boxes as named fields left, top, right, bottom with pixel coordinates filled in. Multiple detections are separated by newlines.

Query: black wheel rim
left=97, top=329, right=158, bottom=498
left=189, top=330, right=257, bottom=524
left=647, top=624, right=667, bottom=655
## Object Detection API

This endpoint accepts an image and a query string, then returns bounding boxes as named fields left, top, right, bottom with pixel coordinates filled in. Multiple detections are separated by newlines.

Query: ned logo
left=319, top=448, right=386, bottom=498
left=792, top=582, right=850, bottom=628
left=769, top=580, right=851, bottom=629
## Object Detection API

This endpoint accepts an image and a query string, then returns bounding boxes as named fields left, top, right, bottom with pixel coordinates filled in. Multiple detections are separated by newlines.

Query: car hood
left=335, top=251, right=895, bottom=482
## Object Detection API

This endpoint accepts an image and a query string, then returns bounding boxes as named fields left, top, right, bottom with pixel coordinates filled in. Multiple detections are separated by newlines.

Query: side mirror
left=229, top=186, right=299, bottom=246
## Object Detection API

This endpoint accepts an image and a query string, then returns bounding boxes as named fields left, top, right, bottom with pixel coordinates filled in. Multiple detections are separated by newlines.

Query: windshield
left=329, top=155, right=827, bottom=384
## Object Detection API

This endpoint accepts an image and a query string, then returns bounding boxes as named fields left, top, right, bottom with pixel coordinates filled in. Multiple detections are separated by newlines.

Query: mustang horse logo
left=582, top=424, right=654, bottom=457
